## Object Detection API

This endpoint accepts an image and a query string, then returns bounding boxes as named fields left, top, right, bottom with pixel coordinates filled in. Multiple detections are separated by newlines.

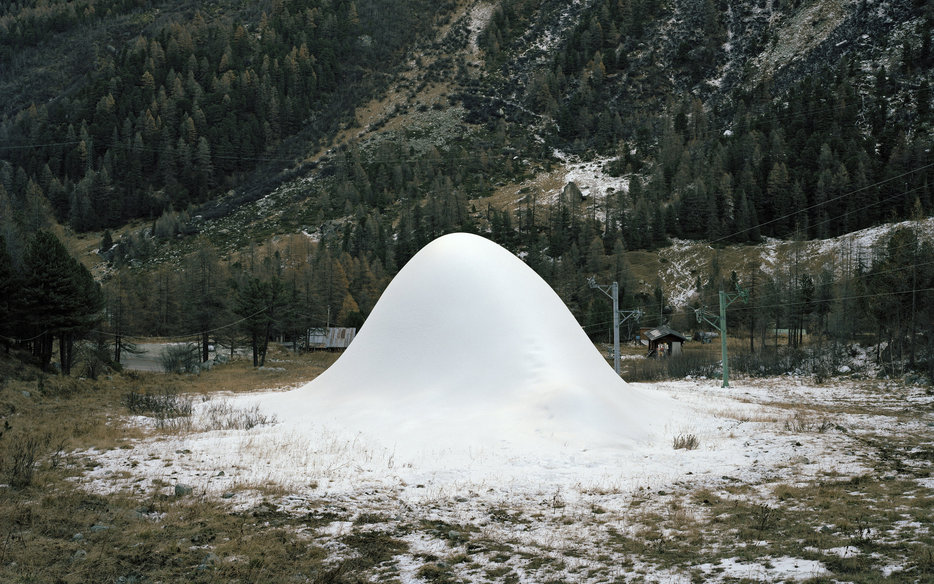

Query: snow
left=816, top=216, right=934, bottom=266
left=547, top=151, right=629, bottom=221
left=74, top=369, right=934, bottom=582
left=261, top=233, right=682, bottom=458
left=70, top=233, right=934, bottom=582
left=80, top=367, right=927, bottom=505
left=701, top=556, right=830, bottom=581
left=467, top=2, right=495, bottom=56
left=754, top=216, right=934, bottom=280
left=562, top=157, right=628, bottom=204
left=657, top=238, right=710, bottom=307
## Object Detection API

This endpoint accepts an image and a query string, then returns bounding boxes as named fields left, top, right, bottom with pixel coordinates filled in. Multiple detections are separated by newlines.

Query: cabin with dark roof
left=643, top=325, right=687, bottom=358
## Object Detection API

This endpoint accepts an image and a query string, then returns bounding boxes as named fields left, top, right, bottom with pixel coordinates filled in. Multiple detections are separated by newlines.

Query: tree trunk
left=38, top=333, right=53, bottom=371
left=59, top=332, right=72, bottom=375
left=259, top=322, right=271, bottom=367
left=202, top=331, right=210, bottom=363
left=749, top=308, right=755, bottom=354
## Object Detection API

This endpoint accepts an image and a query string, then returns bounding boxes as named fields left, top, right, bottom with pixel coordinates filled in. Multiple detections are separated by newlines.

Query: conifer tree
left=183, top=241, right=227, bottom=362
left=233, top=275, right=285, bottom=367
left=19, top=231, right=103, bottom=373
left=0, top=234, right=17, bottom=352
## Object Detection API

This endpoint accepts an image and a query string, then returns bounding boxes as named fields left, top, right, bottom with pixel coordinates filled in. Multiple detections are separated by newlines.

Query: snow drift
left=263, top=233, right=678, bottom=455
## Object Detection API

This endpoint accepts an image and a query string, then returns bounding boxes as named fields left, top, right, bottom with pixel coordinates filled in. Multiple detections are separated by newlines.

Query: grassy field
left=1, top=348, right=932, bottom=583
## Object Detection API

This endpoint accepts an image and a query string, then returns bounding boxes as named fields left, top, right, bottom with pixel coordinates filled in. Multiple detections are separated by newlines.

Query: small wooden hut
left=643, top=325, right=687, bottom=358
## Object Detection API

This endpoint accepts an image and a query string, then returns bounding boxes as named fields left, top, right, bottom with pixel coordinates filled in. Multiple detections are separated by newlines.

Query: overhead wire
left=706, top=164, right=934, bottom=247
left=5, top=69, right=923, bottom=166
left=89, top=303, right=270, bottom=342
left=2, top=46, right=930, bottom=348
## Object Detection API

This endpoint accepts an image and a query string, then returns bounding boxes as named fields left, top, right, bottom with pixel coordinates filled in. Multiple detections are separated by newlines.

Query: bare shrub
left=123, top=390, right=193, bottom=417
left=161, top=343, right=200, bottom=374
left=752, top=504, right=776, bottom=533
left=783, top=412, right=831, bottom=433
left=1, top=429, right=52, bottom=488
left=123, top=390, right=193, bottom=430
left=672, top=433, right=699, bottom=450
left=732, top=345, right=854, bottom=380
left=626, top=353, right=719, bottom=382
left=200, top=400, right=277, bottom=430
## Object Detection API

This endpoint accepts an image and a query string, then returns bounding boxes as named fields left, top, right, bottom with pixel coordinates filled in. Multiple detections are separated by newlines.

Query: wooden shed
left=643, top=325, right=687, bottom=358
left=306, top=327, right=357, bottom=351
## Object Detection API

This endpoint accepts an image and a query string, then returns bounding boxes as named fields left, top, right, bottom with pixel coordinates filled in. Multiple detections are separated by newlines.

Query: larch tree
left=0, top=234, right=18, bottom=353
left=182, top=241, right=227, bottom=362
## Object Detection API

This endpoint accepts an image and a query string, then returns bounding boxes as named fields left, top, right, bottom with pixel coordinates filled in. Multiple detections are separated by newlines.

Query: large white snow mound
left=263, top=233, right=680, bottom=456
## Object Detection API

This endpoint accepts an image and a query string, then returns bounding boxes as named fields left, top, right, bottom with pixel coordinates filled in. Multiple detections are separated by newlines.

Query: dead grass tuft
left=783, top=411, right=832, bottom=433
left=672, top=433, right=699, bottom=450
left=200, top=400, right=278, bottom=431
left=3, top=352, right=934, bottom=583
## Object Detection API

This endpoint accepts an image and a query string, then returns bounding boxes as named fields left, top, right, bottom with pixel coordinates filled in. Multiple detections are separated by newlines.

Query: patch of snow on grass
left=72, top=234, right=934, bottom=583
left=467, top=2, right=495, bottom=55
left=74, top=371, right=934, bottom=583
left=547, top=151, right=629, bottom=220
left=703, top=556, right=829, bottom=581
left=658, top=238, right=708, bottom=308
left=78, top=376, right=889, bottom=507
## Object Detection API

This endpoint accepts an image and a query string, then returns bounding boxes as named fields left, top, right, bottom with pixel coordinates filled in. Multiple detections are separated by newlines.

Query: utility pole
left=696, top=285, right=748, bottom=388
left=588, top=277, right=643, bottom=375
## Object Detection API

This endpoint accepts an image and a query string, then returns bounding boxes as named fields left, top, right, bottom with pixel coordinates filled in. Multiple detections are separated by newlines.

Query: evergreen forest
left=0, top=0, right=933, bottom=379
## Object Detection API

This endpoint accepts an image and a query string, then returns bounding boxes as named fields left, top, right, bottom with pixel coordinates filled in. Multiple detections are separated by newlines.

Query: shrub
left=0, top=427, right=53, bottom=488
left=122, top=390, right=193, bottom=419
left=200, top=400, right=276, bottom=430
left=160, top=343, right=200, bottom=374
left=625, top=353, right=718, bottom=382
left=672, top=433, right=699, bottom=450
left=731, top=345, right=854, bottom=379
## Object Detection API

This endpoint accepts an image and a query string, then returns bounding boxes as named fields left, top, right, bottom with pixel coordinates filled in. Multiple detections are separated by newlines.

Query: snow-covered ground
left=649, top=217, right=934, bottom=311
left=76, top=375, right=933, bottom=583
left=73, top=233, right=933, bottom=582
left=548, top=151, right=628, bottom=219
left=79, top=377, right=896, bottom=500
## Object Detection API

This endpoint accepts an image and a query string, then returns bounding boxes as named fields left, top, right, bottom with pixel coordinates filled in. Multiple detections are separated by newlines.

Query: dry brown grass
left=672, top=433, right=700, bottom=450
left=3, top=352, right=933, bottom=583
left=0, top=350, right=357, bottom=583
left=164, top=347, right=338, bottom=396
left=0, top=348, right=336, bottom=475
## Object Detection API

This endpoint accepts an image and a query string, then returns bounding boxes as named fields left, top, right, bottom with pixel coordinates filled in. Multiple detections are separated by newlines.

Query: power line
left=89, top=304, right=269, bottom=342
left=664, top=286, right=934, bottom=321
left=706, top=163, right=934, bottom=246
left=0, top=139, right=85, bottom=151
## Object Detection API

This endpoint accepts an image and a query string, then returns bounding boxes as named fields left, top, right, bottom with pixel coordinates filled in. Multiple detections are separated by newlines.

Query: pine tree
left=19, top=231, right=103, bottom=373
left=183, top=241, right=227, bottom=362
left=0, top=234, right=18, bottom=352
left=233, top=275, right=285, bottom=367
left=766, top=162, right=791, bottom=236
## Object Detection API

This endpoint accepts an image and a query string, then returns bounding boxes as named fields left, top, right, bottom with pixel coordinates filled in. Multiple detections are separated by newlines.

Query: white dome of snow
left=264, top=233, right=678, bottom=456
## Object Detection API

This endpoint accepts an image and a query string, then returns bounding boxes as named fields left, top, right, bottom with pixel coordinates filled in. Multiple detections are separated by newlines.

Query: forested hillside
left=1, top=0, right=456, bottom=230
left=1, top=0, right=932, bottom=378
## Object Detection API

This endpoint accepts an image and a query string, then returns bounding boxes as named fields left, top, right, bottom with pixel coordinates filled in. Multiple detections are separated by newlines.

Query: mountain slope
left=1, top=0, right=932, bottom=346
